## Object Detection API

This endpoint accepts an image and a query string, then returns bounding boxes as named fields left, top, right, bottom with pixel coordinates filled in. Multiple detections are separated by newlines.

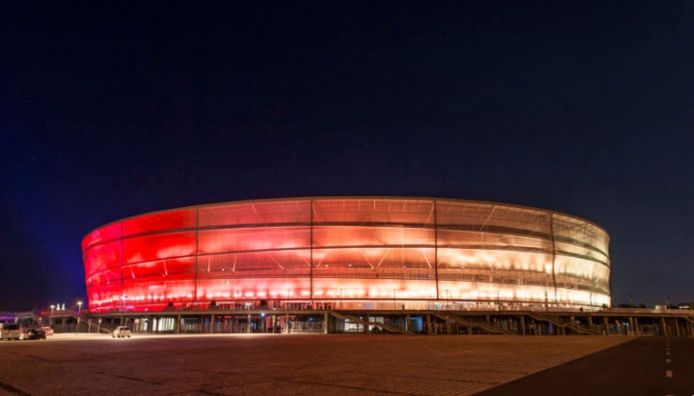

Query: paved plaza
left=0, top=334, right=632, bottom=395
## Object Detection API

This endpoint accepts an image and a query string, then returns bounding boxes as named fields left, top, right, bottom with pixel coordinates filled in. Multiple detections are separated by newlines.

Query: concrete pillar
left=272, top=315, right=276, bottom=334
left=602, top=316, right=609, bottom=334
left=175, top=315, right=181, bottom=334
left=363, top=316, right=368, bottom=334
left=247, top=314, right=252, bottom=333
left=323, top=312, right=328, bottom=334
left=587, top=315, right=593, bottom=332
left=660, top=318, right=667, bottom=336
left=405, top=314, right=410, bottom=332
left=674, top=319, right=681, bottom=336
left=210, top=314, right=215, bottom=333
left=426, top=314, right=432, bottom=335
left=634, top=317, right=640, bottom=335
left=520, top=316, right=526, bottom=335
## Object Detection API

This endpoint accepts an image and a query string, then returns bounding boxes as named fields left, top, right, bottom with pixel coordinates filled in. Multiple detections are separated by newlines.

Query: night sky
left=1, top=2, right=692, bottom=310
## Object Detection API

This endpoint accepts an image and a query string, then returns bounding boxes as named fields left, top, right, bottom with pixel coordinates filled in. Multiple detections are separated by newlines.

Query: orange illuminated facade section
left=82, top=197, right=611, bottom=312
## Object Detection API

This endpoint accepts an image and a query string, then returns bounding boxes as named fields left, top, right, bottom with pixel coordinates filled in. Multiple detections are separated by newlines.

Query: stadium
left=82, top=196, right=611, bottom=315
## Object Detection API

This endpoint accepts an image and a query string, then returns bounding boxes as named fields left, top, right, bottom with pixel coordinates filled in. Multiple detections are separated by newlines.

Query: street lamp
left=285, top=289, right=290, bottom=334
left=76, top=301, right=83, bottom=332
left=49, top=304, right=55, bottom=326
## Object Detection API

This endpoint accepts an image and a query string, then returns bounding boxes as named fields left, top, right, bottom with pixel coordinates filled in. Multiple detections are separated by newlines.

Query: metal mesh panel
left=83, top=239, right=122, bottom=276
left=313, top=226, right=434, bottom=248
left=313, top=198, right=434, bottom=224
left=313, top=247, right=435, bottom=280
left=198, top=226, right=310, bottom=254
left=122, top=231, right=196, bottom=264
left=437, top=229, right=552, bottom=251
left=552, top=214, right=609, bottom=257
left=122, top=208, right=197, bottom=237
left=82, top=222, right=121, bottom=250
left=199, top=200, right=311, bottom=227
left=120, top=257, right=196, bottom=281
left=197, top=250, right=311, bottom=278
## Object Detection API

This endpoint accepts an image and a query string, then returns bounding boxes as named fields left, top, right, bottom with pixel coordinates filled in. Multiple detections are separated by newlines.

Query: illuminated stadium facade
left=82, top=197, right=611, bottom=313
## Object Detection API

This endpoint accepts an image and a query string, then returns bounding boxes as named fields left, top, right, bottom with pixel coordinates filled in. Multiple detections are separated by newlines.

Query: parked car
left=40, top=327, right=54, bottom=336
left=23, top=328, right=46, bottom=340
left=112, top=326, right=132, bottom=338
left=0, top=323, right=22, bottom=340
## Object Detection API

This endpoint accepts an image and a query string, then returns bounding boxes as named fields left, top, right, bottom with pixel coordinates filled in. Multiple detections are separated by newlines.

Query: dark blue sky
left=1, top=1, right=692, bottom=309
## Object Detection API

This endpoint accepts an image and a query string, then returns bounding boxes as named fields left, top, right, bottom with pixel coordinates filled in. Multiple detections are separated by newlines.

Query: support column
left=363, top=315, right=369, bottom=334
left=323, top=312, right=328, bottom=334
left=175, top=315, right=181, bottom=334
left=634, top=317, right=640, bottom=335
left=587, top=315, right=593, bottom=332
left=405, top=314, right=410, bottom=332
left=210, top=314, right=215, bottom=333
left=247, top=314, right=252, bottom=333
left=602, top=316, right=609, bottom=335
left=660, top=317, right=667, bottom=336
left=272, top=315, right=276, bottom=334
left=520, top=316, right=526, bottom=335
left=426, top=314, right=432, bottom=335
left=674, top=319, right=681, bottom=336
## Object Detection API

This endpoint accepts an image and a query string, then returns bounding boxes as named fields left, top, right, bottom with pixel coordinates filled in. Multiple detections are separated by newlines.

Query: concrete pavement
left=0, top=334, right=631, bottom=395
left=476, top=336, right=693, bottom=396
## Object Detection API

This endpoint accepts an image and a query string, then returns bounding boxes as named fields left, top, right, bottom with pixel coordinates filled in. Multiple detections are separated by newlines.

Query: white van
left=112, top=326, right=132, bottom=338
left=0, top=323, right=22, bottom=340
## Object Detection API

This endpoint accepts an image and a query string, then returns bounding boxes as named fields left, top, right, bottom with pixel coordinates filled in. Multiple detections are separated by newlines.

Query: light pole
left=49, top=304, right=55, bottom=326
left=285, top=289, right=290, bottom=334
left=76, top=301, right=83, bottom=332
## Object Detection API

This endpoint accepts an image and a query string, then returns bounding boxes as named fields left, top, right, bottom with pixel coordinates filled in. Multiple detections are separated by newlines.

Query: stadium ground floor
left=40, top=308, right=694, bottom=337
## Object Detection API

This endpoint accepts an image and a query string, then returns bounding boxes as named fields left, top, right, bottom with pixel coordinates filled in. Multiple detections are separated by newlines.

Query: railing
left=526, top=312, right=598, bottom=335
left=330, top=311, right=413, bottom=335
left=431, top=312, right=514, bottom=335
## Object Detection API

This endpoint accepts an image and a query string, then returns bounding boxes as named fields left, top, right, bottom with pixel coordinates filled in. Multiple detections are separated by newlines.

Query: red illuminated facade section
left=82, top=197, right=611, bottom=312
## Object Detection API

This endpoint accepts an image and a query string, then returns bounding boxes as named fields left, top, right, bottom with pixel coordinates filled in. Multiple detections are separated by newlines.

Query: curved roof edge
left=83, top=195, right=610, bottom=243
